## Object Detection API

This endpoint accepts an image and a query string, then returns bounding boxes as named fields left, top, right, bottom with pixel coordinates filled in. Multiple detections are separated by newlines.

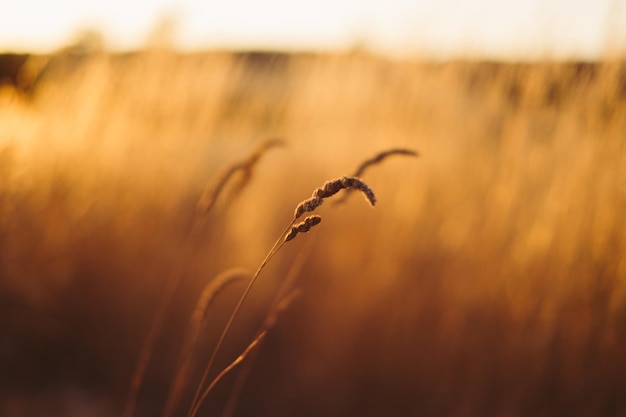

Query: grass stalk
left=187, top=176, right=376, bottom=417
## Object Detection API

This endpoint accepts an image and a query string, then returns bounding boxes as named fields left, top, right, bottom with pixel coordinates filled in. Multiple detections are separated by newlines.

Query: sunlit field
left=1, top=46, right=625, bottom=417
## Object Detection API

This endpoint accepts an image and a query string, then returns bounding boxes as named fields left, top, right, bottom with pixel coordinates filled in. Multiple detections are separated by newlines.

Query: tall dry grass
left=0, top=48, right=625, bottom=416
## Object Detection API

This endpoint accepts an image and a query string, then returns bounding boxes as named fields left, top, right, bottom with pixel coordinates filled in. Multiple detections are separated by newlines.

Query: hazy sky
left=1, top=0, right=625, bottom=58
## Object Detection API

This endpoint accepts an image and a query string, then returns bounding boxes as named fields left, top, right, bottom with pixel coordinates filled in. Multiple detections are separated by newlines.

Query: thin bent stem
left=195, top=288, right=301, bottom=417
left=162, top=269, right=248, bottom=417
left=193, top=331, right=267, bottom=417
left=221, top=239, right=315, bottom=417
left=186, top=221, right=294, bottom=417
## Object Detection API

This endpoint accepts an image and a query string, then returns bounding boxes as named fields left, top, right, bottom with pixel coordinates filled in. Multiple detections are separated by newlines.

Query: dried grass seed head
left=197, top=138, right=285, bottom=213
left=293, top=176, right=376, bottom=220
left=293, top=196, right=323, bottom=220
left=332, top=148, right=418, bottom=206
left=352, top=148, right=419, bottom=178
left=285, top=215, right=322, bottom=242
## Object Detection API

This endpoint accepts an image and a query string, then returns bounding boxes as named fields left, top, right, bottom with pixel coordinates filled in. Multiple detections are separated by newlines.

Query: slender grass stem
left=186, top=221, right=294, bottom=417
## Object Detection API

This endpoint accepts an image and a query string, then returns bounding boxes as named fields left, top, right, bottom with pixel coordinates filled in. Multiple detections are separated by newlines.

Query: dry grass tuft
left=2, top=50, right=625, bottom=417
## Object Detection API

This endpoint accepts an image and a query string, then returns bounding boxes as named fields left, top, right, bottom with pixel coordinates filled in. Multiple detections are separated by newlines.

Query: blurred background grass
left=0, top=46, right=625, bottom=416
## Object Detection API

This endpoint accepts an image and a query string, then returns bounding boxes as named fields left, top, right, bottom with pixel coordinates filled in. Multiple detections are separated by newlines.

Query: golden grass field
left=0, top=47, right=625, bottom=417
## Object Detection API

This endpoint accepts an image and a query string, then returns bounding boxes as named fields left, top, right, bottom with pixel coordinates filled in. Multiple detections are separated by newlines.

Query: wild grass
left=163, top=268, right=249, bottom=417
left=0, top=48, right=625, bottom=417
left=188, top=176, right=376, bottom=417
left=121, top=139, right=282, bottom=417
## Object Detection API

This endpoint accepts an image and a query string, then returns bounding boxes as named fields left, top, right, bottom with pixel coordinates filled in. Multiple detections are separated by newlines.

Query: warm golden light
left=1, top=0, right=625, bottom=58
left=1, top=1, right=625, bottom=416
